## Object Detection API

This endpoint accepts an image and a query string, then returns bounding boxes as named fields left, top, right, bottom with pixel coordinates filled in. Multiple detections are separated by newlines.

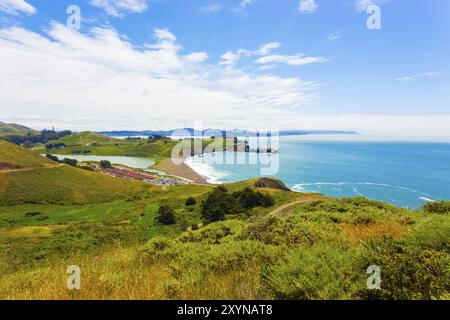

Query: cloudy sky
left=0, top=0, right=449, bottom=135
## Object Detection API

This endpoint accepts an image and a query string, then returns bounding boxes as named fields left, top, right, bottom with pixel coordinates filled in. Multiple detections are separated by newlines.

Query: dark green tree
left=185, top=197, right=197, bottom=206
left=100, top=160, right=112, bottom=168
left=157, top=205, right=176, bottom=225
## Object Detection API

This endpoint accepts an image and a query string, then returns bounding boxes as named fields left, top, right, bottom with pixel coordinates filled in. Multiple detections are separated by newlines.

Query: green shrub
left=422, top=201, right=450, bottom=214
left=403, top=215, right=450, bottom=253
left=357, top=237, right=450, bottom=300
left=264, top=244, right=362, bottom=300
left=157, top=205, right=176, bottom=225
left=185, top=197, right=197, bottom=206
left=100, top=160, right=112, bottom=169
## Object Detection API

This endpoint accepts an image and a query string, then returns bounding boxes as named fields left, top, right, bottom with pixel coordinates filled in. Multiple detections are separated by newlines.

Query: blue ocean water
left=187, top=137, right=450, bottom=208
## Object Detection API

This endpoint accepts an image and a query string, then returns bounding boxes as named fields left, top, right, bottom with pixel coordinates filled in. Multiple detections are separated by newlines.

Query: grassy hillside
left=0, top=122, right=36, bottom=136
left=48, top=131, right=116, bottom=146
left=0, top=140, right=53, bottom=168
left=44, top=132, right=250, bottom=159
left=0, top=193, right=448, bottom=299
left=44, top=132, right=178, bottom=158
left=0, top=141, right=150, bottom=205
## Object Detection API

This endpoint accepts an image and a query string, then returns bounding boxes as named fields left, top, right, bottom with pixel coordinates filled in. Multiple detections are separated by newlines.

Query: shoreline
left=153, top=157, right=210, bottom=185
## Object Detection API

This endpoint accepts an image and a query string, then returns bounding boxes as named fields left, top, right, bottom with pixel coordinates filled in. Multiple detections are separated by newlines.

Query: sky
left=0, top=0, right=449, bottom=135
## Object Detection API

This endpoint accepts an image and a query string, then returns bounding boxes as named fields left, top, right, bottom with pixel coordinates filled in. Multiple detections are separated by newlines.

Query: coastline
left=153, top=157, right=210, bottom=185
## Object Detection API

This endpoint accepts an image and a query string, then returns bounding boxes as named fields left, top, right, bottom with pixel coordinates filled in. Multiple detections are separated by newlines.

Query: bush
left=403, top=215, right=450, bottom=253
left=100, top=160, right=112, bottom=169
left=357, top=237, right=450, bottom=300
left=232, top=187, right=275, bottom=209
left=62, top=158, right=78, bottom=167
left=157, top=205, right=176, bottom=225
left=264, top=244, right=361, bottom=300
left=185, top=197, right=197, bottom=206
left=45, top=154, right=59, bottom=162
left=422, top=201, right=450, bottom=214
left=201, top=187, right=237, bottom=223
left=201, top=187, right=275, bottom=224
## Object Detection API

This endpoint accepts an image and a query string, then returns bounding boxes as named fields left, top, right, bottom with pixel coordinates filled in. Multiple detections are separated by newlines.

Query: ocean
left=186, top=136, right=450, bottom=209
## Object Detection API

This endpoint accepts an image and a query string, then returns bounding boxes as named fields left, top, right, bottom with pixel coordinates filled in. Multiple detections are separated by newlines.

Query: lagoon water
left=186, top=136, right=450, bottom=208
left=50, top=155, right=155, bottom=169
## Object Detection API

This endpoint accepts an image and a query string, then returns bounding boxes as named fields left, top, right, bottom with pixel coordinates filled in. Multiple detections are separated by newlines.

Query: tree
left=62, top=158, right=78, bottom=167
left=201, top=186, right=236, bottom=223
left=157, top=205, right=176, bottom=225
left=45, top=154, right=60, bottom=162
left=232, top=187, right=275, bottom=209
left=100, top=160, right=112, bottom=169
left=185, top=197, right=197, bottom=206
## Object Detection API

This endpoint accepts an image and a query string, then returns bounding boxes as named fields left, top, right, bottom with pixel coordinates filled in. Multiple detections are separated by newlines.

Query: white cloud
left=184, top=52, right=209, bottom=63
left=219, top=51, right=242, bottom=66
left=395, top=72, right=444, bottom=82
left=199, top=4, right=222, bottom=14
left=256, top=54, right=328, bottom=66
left=327, top=31, right=341, bottom=41
left=355, top=0, right=389, bottom=11
left=0, top=23, right=319, bottom=131
left=298, top=0, right=319, bottom=14
left=256, top=42, right=282, bottom=55
left=0, top=0, right=36, bottom=15
left=219, top=42, right=283, bottom=66
left=239, top=0, right=256, bottom=8
left=89, top=0, right=148, bottom=17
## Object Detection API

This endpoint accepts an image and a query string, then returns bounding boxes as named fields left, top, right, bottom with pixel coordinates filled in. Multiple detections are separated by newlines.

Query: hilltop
left=0, top=122, right=36, bottom=136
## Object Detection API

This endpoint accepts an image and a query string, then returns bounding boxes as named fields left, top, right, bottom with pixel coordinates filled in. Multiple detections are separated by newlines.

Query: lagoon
left=50, top=154, right=155, bottom=169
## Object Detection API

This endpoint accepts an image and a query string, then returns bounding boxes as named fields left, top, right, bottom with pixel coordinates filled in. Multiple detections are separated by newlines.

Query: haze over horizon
left=0, top=0, right=449, bottom=136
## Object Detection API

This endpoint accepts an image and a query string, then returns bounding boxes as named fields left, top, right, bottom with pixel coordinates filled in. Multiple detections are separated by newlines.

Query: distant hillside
left=0, top=141, right=148, bottom=205
left=0, top=122, right=36, bottom=136
left=44, top=131, right=178, bottom=158
left=47, top=131, right=117, bottom=146
left=100, top=128, right=358, bottom=137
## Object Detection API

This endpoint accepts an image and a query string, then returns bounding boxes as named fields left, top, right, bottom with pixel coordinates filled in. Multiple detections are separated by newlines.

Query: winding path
left=268, top=195, right=328, bottom=216
left=0, top=163, right=64, bottom=173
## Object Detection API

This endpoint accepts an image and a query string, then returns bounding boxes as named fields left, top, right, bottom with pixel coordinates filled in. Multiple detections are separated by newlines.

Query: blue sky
left=0, top=0, right=449, bottom=135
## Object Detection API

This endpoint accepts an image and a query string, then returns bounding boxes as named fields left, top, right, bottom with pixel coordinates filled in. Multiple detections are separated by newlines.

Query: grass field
left=0, top=193, right=448, bottom=300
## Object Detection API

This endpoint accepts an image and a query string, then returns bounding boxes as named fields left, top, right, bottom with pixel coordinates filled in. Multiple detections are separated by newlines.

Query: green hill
left=48, top=131, right=117, bottom=146
left=0, top=122, right=36, bottom=136
left=44, top=132, right=178, bottom=158
left=0, top=140, right=53, bottom=168
left=0, top=141, right=148, bottom=205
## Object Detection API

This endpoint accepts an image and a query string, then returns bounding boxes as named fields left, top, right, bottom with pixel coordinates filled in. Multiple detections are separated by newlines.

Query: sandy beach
left=154, top=158, right=209, bottom=184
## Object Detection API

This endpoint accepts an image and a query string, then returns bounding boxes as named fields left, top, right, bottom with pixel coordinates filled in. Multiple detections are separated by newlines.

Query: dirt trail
left=0, top=163, right=64, bottom=173
left=268, top=195, right=327, bottom=216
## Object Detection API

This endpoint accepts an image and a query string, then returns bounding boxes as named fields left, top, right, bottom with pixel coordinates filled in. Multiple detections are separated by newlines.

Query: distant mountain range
left=0, top=122, right=37, bottom=136
left=99, top=128, right=358, bottom=137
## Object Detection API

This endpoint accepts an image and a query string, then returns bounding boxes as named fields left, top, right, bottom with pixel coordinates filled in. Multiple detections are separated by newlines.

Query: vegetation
left=185, top=197, right=197, bottom=206
left=200, top=186, right=275, bottom=224
left=1, top=129, right=71, bottom=147
left=100, top=160, right=112, bottom=169
left=0, top=122, right=36, bottom=136
left=157, top=205, right=176, bottom=225
left=0, top=141, right=149, bottom=205
left=41, top=132, right=178, bottom=158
